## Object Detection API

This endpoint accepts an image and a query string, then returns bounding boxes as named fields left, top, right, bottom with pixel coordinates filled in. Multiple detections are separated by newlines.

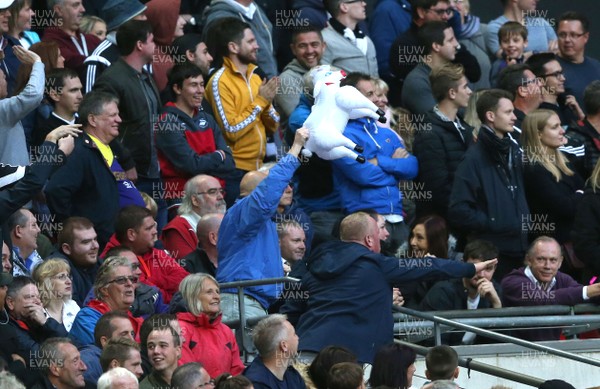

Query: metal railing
left=394, top=306, right=600, bottom=368
left=220, top=276, right=300, bottom=357
left=397, top=340, right=546, bottom=387
left=218, top=278, right=600, bottom=386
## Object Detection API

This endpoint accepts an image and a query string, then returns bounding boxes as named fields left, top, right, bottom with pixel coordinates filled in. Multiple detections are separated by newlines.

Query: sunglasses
left=106, top=276, right=139, bottom=286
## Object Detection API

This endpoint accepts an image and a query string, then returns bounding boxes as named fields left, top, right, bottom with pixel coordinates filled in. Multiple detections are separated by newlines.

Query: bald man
left=181, top=213, right=224, bottom=276
left=281, top=211, right=497, bottom=364
left=216, top=128, right=309, bottom=327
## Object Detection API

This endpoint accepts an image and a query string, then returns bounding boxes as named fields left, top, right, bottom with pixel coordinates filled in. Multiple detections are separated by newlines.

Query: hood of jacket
left=283, top=58, right=309, bottom=74
left=209, top=0, right=248, bottom=19
left=145, top=0, right=181, bottom=46
left=307, top=240, right=375, bottom=279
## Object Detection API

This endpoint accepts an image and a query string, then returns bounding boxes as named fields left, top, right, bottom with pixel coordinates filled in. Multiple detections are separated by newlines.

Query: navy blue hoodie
left=281, top=239, right=476, bottom=363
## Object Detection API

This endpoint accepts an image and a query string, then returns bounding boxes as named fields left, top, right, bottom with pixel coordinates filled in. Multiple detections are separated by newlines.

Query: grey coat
left=321, top=24, right=378, bottom=78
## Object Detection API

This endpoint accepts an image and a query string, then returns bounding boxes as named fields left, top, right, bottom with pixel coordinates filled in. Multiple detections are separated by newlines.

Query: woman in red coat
left=177, top=273, right=244, bottom=377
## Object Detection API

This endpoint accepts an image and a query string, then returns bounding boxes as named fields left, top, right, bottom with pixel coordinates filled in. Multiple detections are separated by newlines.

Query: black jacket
left=182, top=247, right=216, bottom=276
left=567, top=118, right=600, bottom=179
left=448, top=127, right=529, bottom=255
left=420, top=277, right=502, bottom=345
left=0, top=311, right=40, bottom=387
left=8, top=316, right=68, bottom=368
left=94, top=58, right=161, bottom=178
left=413, top=109, right=473, bottom=219
left=44, top=133, right=121, bottom=250
left=573, top=186, right=600, bottom=273
left=524, top=162, right=583, bottom=244
left=0, top=142, right=65, bottom=221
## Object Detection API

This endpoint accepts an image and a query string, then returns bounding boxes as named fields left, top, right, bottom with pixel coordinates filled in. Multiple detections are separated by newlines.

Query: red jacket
left=177, top=312, right=244, bottom=378
left=102, top=235, right=189, bottom=303
left=42, top=28, right=100, bottom=72
left=161, top=215, right=197, bottom=259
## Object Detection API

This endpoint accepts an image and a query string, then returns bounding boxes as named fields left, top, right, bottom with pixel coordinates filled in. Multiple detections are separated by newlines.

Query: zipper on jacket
left=235, top=65, right=263, bottom=169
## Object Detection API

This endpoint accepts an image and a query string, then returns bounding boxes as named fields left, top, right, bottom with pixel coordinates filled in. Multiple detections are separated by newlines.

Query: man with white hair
left=98, top=367, right=138, bottom=389
left=161, top=175, right=226, bottom=259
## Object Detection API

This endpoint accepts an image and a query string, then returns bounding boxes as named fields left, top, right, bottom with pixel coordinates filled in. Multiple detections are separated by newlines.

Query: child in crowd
left=490, top=22, right=529, bottom=87
left=425, top=345, right=460, bottom=383
left=327, top=362, right=366, bottom=389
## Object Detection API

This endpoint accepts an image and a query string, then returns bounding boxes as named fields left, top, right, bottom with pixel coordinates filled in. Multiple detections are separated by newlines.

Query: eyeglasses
left=343, top=0, right=364, bottom=3
left=557, top=32, right=586, bottom=40
left=427, top=7, right=454, bottom=16
left=52, top=273, right=72, bottom=281
left=197, top=380, right=215, bottom=388
left=106, top=276, right=138, bottom=286
left=541, top=70, right=565, bottom=79
left=196, top=188, right=225, bottom=197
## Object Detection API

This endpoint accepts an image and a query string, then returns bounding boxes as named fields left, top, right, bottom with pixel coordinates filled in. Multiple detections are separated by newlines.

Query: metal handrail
left=393, top=304, right=600, bottom=320
left=396, top=340, right=545, bottom=387
left=220, top=276, right=300, bottom=358
left=395, top=314, right=600, bottom=331
left=220, top=276, right=300, bottom=289
left=395, top=306, right=600, bottom=368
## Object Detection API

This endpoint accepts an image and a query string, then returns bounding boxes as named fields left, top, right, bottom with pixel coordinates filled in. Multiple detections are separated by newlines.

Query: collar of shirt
left=225, top=0, right=256, bottom=19
left=524, top=266, right=557, bottom=290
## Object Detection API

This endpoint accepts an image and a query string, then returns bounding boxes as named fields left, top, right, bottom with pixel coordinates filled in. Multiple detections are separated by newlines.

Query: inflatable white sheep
left=301, top=65, right=386, bottom=163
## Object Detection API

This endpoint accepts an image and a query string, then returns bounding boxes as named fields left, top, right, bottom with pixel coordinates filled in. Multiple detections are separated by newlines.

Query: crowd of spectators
left=1, top=0, right=598, bottom=388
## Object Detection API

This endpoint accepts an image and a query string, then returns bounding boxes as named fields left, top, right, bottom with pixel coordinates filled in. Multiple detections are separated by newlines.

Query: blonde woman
left=521, top=109, right=583, bottom=245
left=32, top=258, right=80, bottom=331
left=372, top=78, right=392, bottom=128
left=80, top=15, right=107, bottom=41
left=177, top=273, right=244, bottom=378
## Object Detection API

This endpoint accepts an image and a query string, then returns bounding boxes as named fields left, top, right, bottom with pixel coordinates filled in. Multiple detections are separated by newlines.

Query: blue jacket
left=80, top=344, right=102, bottom=384
left=369, top=0, right=412, bottom=78
left=288, top=94, right=311, bottom=136
left=281, top=239, right=476, bottom=363
left=244, top=356, right=306, bottom=389
left=332, top=118, right=418, bottom=215
left=69, top=306, right=102, bottom=346
left=217, top=154, right=300, bottom=308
